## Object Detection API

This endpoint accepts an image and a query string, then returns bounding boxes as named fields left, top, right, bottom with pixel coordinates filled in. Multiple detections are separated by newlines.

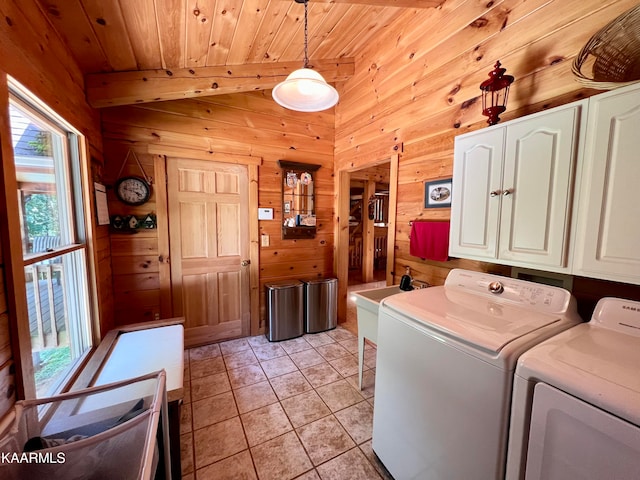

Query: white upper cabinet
left=450, top=102, right=584, bottom=272
left=450, top=128, right=504, bottom=260
left=572, top=82, right=640, bottom=285
left=500, top=107, right=581, bottom=267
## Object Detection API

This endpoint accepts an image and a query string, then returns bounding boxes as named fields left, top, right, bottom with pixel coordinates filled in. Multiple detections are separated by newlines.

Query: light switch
left=261, top=234, right=270, bottom=247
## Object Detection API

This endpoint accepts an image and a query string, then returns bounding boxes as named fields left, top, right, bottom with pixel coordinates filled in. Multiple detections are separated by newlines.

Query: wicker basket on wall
left=572, top=5, right=640, bottom=90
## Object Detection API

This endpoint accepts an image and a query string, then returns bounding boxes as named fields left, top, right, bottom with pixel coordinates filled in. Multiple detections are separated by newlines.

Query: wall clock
left=115, top=175, right=151, bottom=206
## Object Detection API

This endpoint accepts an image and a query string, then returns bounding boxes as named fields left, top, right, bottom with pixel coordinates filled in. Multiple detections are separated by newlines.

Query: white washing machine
left=505, top=297, right=640, bottom=480
left=371, top=269, right=582, bottom=480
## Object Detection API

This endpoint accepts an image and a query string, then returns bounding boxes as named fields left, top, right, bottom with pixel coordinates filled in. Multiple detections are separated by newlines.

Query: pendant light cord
left=303, top=0, right=309, bottom=68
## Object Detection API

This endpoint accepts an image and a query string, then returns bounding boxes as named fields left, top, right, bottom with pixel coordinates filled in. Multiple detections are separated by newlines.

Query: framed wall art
left=424, top=178, right=452, bottom=208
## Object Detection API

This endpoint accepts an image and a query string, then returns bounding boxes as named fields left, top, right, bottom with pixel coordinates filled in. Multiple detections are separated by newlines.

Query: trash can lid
left=301, top=278, right=337, bottom=285
left=265, top=279, right=303, bottom=289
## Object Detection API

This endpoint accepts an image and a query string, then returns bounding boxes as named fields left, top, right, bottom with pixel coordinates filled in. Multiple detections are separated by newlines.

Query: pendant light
left=272, top=0, right=339, bottom=112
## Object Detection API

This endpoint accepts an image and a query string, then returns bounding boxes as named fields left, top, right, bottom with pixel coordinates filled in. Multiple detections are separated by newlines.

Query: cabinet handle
left=490, top=190, right=502, bottom=197
left=503, top=188, right=513, bottom=196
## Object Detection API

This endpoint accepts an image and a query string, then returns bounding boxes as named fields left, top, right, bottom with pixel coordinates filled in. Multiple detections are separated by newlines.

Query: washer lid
left=381, top=286, right=563, bottom=354
left=516, top=298, right=640, bottom=425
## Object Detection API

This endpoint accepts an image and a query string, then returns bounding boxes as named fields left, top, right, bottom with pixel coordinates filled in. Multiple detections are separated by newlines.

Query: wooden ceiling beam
left=86, top=58, right=355, bottom=108
left=310, top=0, right=442, bottom=7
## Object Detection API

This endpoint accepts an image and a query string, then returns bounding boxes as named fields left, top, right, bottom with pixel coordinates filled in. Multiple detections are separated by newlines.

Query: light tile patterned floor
left=179, top=325, right=392, bottom=480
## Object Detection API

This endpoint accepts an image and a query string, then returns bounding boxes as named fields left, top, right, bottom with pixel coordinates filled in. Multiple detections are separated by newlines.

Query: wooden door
left=449, top=127, right=504, bottom=260
left=500, top=104, right=581, bottom=268
left=168, top=158, right=250, bottom=347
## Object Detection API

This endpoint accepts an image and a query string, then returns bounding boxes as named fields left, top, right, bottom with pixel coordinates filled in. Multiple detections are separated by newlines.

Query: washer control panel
left=592, top=297, right=640, bottom=336
left=445, top=269, right=572, bottom=314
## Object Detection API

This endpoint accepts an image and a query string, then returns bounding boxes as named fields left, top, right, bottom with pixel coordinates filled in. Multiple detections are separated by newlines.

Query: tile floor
left=179, top=324, right=392, bottom=480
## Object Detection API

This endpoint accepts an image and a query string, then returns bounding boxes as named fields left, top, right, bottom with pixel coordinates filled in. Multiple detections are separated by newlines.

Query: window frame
left=2, top=77, right=98, bottom=401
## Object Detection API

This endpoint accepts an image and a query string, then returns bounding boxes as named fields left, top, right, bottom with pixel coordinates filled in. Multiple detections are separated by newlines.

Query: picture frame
left=424, top=178, right=453, bottom=208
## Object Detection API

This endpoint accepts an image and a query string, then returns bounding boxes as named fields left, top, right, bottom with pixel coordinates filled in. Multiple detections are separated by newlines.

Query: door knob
left=503, top=188, right=513, bottom=196
left=490, top=190, right=501, bottom=197
left=241, top=260, right=251, bottom=267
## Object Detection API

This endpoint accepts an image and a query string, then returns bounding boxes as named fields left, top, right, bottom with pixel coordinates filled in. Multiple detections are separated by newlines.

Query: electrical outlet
left=261, top=234, right=270, bottom=247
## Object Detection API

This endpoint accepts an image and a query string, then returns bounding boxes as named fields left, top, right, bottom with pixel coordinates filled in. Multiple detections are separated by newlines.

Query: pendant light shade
left=272, top=68, right=339, bottom=112
left=272, top=0, right=339, bottom=112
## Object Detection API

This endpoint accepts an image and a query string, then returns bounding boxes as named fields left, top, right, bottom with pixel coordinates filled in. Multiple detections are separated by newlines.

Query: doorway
left=348, top=171, right=390, bottom=286
left=335, top=155, right=399, bottom=325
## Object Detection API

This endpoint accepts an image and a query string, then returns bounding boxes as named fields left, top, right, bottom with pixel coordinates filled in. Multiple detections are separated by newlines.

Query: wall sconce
left=480, top=61, right=515, bottom=125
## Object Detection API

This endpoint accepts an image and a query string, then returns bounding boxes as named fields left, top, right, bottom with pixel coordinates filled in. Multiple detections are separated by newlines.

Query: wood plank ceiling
left=36, top=0, right=443, bottom=107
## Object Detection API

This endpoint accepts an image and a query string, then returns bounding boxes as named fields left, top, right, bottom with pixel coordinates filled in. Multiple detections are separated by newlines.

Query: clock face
left=115, top=176, right=151, bottom=206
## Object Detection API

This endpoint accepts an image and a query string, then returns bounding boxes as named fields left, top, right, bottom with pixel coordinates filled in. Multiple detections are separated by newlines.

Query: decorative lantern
left=480, top=61, right=515, bottom=125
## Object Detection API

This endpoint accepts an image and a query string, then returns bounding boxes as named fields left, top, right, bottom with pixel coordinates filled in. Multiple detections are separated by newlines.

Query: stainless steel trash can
left=302, top=278, right=337, bottom=334
left=265, top=280, right=304, bottom=342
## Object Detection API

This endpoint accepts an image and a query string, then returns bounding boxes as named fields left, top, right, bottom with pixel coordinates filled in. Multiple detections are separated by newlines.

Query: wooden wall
left=0, top=240, right=14, bottom=419
left=101, top=92, right=335, bottom=331
left=0, top=1, right=105, bottom=409
left=0, top=0, right=636, bottom=422
left=101, top=146, right=164, bottom=329
left=89, top=153, right=116, bottom=338
left=334, top=0, right=640, bottom=315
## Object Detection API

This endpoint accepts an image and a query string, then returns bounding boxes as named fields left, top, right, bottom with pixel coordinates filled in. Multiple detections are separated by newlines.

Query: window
left=9, top=87, right=93, bottom=398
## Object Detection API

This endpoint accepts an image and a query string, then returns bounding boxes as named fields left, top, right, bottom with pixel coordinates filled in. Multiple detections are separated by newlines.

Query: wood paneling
left=106, top=147, right=162, bottom=327
left=335, top=0, right=639, bottom=307
left=103, top=91, right=334, bottom=332
left=0, top=314, right=10, bottom=371
left=0, top=360, right=15, bottom=421
left=327, top=0, right=441, bottom=7
left=36, top=0, right=413, bottom=77
left=0, top=298, right=14, bottom=423
left=2, top=0, right=632, bottom=368
left=0, top=2, right=100, bottom=141
left=89, top=154, right=114, bottom=338
left=4, top=0, right=632, bottom=352
left=86, top=59, right=355, bottom=107
left=0, top=270, right=6, bottom=314
left=0, top=0, right=104, bottom=415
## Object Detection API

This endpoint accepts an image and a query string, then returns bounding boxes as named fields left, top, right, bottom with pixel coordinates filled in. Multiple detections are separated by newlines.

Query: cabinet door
left=573, top=84, right=640, bottom=284
left=499, top=106, right=581, bottom=268
left=450, top=128, right=504, bottom=259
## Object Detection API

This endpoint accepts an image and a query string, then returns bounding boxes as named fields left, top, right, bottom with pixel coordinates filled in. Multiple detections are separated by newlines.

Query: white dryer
left=506, top=297, right=640, bottom=480
left=372, top=269, right=582, bottom=480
